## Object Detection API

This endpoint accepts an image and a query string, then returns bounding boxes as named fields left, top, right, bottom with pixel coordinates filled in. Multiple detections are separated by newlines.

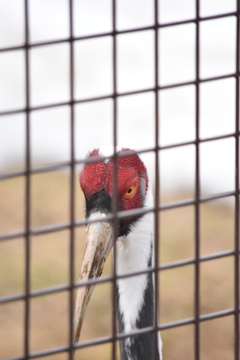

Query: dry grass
left=0, top=172, right=236, bottom=359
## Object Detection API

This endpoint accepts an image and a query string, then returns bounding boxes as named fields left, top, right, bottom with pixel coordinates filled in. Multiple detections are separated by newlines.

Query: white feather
left=116, top=178, right=163, bottom=359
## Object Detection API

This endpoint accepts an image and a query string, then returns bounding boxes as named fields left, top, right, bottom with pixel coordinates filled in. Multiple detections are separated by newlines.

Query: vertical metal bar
left=154, top=0, right=160, bottom=358
left=234, top=3, right=240, bottom=360
left=112, top=1, right=118, bottom=359
left=195, top=1, right=201, bottom=359
left=68, top=0, right=75, bottom=358
left=24, top=0, right=30, bottom=358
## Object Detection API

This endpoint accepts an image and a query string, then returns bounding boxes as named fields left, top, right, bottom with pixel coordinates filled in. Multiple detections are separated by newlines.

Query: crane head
left=80, top=148, right=148, bottom=221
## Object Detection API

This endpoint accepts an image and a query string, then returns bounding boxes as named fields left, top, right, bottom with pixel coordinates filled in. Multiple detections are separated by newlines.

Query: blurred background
left=0, top=0, right=238, bottom=359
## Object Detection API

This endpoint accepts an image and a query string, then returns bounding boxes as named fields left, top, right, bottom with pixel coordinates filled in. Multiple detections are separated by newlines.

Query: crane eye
left=124, top=183, right=137, bottom=199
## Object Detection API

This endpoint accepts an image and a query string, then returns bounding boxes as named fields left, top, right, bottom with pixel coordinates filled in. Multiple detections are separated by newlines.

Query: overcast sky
left=0, top=0, right=237, bottom=197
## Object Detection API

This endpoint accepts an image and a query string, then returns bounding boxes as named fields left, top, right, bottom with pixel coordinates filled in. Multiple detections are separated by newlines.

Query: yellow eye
left=80, top=186, right=84, bottom=193
left=124, top=183, right=137, bottom=199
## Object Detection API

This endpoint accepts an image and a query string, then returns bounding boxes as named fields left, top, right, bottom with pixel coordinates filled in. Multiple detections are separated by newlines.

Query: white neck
left=116, top=211, right=153, bottom=333
left=116, top=183, right=163, bottom=359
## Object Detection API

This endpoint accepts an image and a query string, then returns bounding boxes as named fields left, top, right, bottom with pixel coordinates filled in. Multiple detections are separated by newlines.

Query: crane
left=73, top=148, right=162, bottom=360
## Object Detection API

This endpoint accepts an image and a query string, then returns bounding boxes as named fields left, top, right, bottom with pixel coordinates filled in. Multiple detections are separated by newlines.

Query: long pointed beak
left=74, top=213, right=113, bottom=343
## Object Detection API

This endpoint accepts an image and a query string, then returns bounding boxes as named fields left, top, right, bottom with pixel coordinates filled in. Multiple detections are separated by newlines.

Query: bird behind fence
left=74, top=148, right=162, bottom=360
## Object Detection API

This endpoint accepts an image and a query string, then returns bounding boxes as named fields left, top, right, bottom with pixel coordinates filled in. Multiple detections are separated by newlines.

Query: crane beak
left=73, top=213, right=113, bottom=344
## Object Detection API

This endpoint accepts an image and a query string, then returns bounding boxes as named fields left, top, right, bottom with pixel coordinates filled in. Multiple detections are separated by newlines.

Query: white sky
left=0, top=0, right=238, bottom=197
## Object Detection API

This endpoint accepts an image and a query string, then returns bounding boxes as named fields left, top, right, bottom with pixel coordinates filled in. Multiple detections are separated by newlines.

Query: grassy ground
left=0, top=171, right=237, bottom=359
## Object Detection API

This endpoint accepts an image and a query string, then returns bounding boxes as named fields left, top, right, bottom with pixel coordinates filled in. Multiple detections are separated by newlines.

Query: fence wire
left=0, top=1, right=239, bottom=360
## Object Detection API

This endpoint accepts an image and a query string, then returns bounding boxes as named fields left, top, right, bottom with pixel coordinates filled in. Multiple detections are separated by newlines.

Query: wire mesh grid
left=0, top=0, right=239, bottom=359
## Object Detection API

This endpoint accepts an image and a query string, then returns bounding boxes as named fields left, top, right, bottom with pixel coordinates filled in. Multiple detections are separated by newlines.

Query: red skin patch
left=80, top=149, right=106, bottom=199
left=79, top=149, right=148, bottom=212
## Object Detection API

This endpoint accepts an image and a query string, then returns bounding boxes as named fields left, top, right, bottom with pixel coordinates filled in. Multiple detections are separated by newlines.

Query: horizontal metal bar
left=3, top=307, right=240, bottom=360
left=160, top=72, right=239, bottom=90
left=200, top=308, right=236, bottom=322
left=30, top=346, right=69, bottom=359
left=0, top=146, right=157, bottom=180
left=159, top=132, right=237, bottom=151
left=75, top=326, right=157, bottom=352
left=159, top=249, right=237, bottom=270
left=199, top=190, right=236, bottom=202
left=0, top=9, right=239, bottom=54
left=160, top=190, right=237, bottom=210
left=159, top=308, right=240, bottom=331
left=0, top=189, right=239, bottom=242
left=1, top=129, right=239, bottom=181
left=160, top=197, right=195, bottom=210
left=1, top=70, right=240, bottom=118
left=200, top=249, right=236, bottom=262
left=197, top=10, right=238, bottom=22
left=0, top=293, right=25, bottom=304
left=159, top=317, right=194, bottom=330
left=31, top=222, right=71, bottom=235
left=4, top=346, right=69, bottom=360
left=1, top=249, right=238, bottom=305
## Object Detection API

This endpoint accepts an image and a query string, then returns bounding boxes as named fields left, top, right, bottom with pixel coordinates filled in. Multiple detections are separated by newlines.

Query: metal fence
left=0, top=0, right=239, bottom=359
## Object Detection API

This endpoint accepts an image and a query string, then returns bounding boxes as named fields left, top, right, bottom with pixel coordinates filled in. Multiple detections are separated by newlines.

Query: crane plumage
left=74, top=148, right=162, bottom=360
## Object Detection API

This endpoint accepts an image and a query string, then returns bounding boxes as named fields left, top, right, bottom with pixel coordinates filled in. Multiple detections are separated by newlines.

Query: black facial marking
left=118, top=214, right=143, bottom=237
left=85, top=188, right=111, bottom=217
